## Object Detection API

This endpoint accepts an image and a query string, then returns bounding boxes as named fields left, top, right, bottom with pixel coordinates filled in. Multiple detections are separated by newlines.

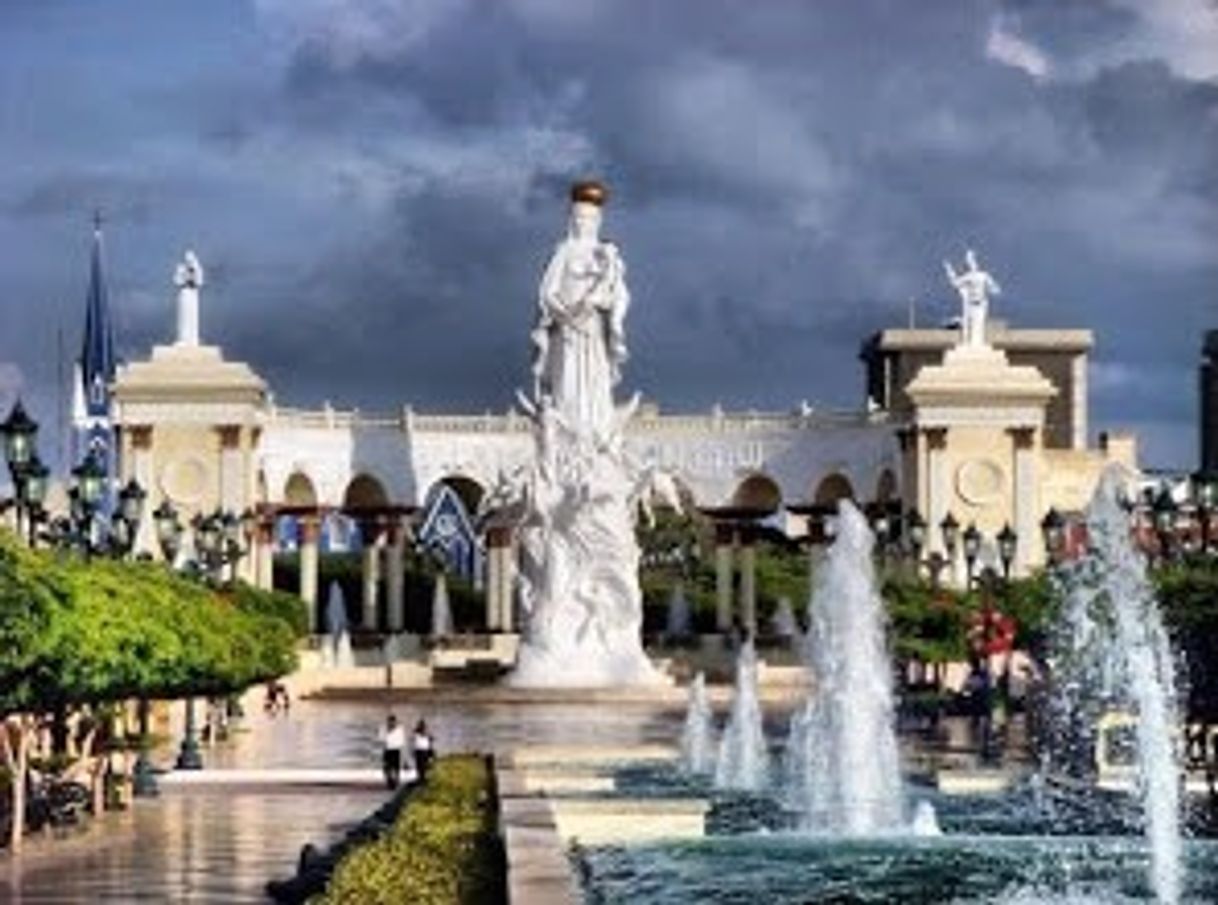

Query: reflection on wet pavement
left=0, top=697, right=684, bottom=903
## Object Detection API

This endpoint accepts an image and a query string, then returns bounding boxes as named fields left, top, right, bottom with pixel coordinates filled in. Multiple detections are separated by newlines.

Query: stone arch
left=730, top=473, right=782, bottom=513
left=283, top=471, right=318, bottom=507
left=342, top=473, right=389, bottom=512
left=813, top=473, right=855, bottom=506
left=429, top=474, right=486, bottom=515
left=874, top=469, right=898, bottom=503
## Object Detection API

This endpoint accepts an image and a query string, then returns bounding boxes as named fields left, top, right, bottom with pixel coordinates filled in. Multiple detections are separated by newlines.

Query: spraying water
left=714, top=640, right=769, bottom=791
left=431, top=571, right=453, bottom=637
left=681, top=672, right=715, bottom=775
left=1046, top=468, right=1182, bottom=903
left=786, top=499, right=904, bottom=834
left=326, top=582, right=355, bottom=669
left=771, top=596, right=797, bottom=638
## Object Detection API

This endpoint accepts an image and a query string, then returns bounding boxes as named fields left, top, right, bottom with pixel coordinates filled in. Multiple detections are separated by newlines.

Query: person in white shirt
left=412, top=719, right=435, bottom=781
left=380, top=714, right=406, bottom=789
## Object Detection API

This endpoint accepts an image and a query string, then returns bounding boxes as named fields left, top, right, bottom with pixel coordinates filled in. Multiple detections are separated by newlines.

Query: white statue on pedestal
left=174, top=250, right=204, bottom=347
left=507, top=181, right=668, bottom=687
left=530, top=186, right=629, bottom=438
left=944, top=249, right=999, bottom=349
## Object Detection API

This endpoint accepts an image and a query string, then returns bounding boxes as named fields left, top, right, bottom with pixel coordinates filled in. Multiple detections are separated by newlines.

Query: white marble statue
left=508, top=181, right=667, bottom=687
left=174, top=250, right=204, bottom=347
left=530, top=183, right=629, bottom=440
left=943, top=248, right=999, bottom=349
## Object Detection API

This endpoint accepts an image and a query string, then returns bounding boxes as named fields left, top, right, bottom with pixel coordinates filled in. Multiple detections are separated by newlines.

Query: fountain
left=1045, top=466, right=1183, bottom=903
left=666, top=581, right=692, bottom=639
left=771, top=596, right=797, bottom=638
left=785, top=499, right=904, bottom=834
left=431, top=571, right=453, bottom=637
left=714, top=640, right=768, bottom=791
left=325, top=581, right=354, bottom=669
left=680, top=672, right=715, bottom=775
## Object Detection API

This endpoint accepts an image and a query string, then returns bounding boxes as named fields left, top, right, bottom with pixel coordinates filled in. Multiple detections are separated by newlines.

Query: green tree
left=0, top=532, right=300, bottom=849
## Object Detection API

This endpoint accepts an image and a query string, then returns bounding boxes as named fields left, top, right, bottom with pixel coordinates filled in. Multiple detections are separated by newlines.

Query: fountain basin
left=551, top=798, right=709, bottom=845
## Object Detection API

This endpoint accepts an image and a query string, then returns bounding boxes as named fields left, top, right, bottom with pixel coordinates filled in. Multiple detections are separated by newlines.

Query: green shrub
left=315, top=754, right=505, bottom=905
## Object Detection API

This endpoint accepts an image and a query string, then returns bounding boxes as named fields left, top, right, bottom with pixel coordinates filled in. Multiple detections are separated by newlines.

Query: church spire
left=79, top=210, right=116, bottom=417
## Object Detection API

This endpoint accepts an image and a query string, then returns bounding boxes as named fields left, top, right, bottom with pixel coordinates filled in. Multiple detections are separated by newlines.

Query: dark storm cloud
left=0, top=0, right=1214, bottom=469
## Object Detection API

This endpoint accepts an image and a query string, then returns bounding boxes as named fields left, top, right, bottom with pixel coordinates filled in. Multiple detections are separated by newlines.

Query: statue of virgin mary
left=530, top=181, right=629, bottom=438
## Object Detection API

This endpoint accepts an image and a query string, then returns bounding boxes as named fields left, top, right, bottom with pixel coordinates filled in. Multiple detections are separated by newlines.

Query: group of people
left=379, top=715, right=435, bottom=789
left=263, top=681, right=291, bottom=716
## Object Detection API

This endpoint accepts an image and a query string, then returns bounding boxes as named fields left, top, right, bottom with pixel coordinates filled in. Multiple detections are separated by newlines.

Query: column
left=360, top=518, right=384, bottom=633
left=255, top=514, right=275, bottom=591
left=924, top=428, right=948, bottom=554
left=299, top=514, right=321, bottom=633
left=128, top=426, right=155, bottom=557
left=714, top=523, right=735, bottom=632
left=895, top=427, right=917, bottom=515
left=1009, top=427, right=1039, bottom=575
left=924, top=427, right=963, bottom=584
left=499, top=533, right=516, bottom=632
left=216, top=426, right=243, bottom=511
left=739, top=527, right=757, bottom=637
left=1071, top=353, right=1088, bottom=451
left=386, top=517, right=406, bottom=633
left=916, top=426, right=931, bottom=519
left=485, top=526, right=511, bottom=631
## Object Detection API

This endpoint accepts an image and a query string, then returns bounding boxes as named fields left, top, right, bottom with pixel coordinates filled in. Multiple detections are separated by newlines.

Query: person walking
left=412, top=719, right=435, bottom=781
left=380, top=714, right=406, bottom=789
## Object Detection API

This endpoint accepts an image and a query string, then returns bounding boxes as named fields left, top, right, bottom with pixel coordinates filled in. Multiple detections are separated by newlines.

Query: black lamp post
left=72, top=452, right=106, bottom=509
left=996, top=523, right=1017, bottom=580
left=1, top=400, right=38, bottom=470
left=906, top=509, right=927, bottom=559
left=1040, top=507, right=1065, bottom=564
left=940, top=512, right=960, bottom=563
left=962, top=522, right=982, bottom=587
left=18, top=453, right=49, bottom=545
left=1197, top=476, right=1217, bottom=554
left=1152, top=488, right=1178, bottom=563
left=2, top=400, right=47, bottom=544
left=153, top=500, right=183, bottom=564
left=154, top=500, right=247, bottom=771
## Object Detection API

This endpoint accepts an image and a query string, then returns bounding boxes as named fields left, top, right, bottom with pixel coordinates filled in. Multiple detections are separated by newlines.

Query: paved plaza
left=0, top=696, right=685, bottom=902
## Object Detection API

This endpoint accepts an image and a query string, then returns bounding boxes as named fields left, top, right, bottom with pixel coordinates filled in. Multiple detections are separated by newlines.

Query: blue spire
left=79, top=210, right=116, bottom=418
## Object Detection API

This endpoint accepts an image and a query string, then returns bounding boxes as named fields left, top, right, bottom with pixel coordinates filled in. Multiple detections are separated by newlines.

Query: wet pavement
left=0, top=696, right=685, bottom=903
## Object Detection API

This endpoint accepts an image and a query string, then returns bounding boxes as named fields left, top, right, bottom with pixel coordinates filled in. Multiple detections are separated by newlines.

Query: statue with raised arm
left=530, top=181, right=630, bottom=438
left=943, top=248, right=1000, bottom=349
left=173, top=250, right=204, bottom=347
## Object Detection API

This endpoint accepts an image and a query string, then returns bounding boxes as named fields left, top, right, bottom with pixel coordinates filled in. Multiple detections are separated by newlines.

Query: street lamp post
left=1198, top=476, right=1216, bottom=554
left=1152, top=488, right=1178, bottom=565
left=903, top=508, right=949, bottom=589
left=996, top=523, right=1017, bottom=581
left=1040, top=507, right=1065, bottom=565
left=940, top=512, right=960, bottom=563
left=153, top=499, right=248, bottom=771
left=1, top=401, right=49, bottom=545
left=962, top=523, right=982, bottom=588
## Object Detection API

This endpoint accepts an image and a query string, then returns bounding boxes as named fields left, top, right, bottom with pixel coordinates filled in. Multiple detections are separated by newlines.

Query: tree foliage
left=1153, top=557, right=1218, bottom=721
left=0, top=532, right=300, bottom=715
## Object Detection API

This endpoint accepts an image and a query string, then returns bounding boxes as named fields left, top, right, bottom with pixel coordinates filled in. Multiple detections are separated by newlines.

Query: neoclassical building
left=104, top=245, right=1134, bottom=636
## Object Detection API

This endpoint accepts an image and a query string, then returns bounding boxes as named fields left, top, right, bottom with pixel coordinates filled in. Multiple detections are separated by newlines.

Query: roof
left=79, top=221, right=116, bottom=417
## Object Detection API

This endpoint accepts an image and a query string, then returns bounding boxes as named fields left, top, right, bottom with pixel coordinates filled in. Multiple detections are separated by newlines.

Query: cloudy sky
left=0, top=0, right=1214, bottom=470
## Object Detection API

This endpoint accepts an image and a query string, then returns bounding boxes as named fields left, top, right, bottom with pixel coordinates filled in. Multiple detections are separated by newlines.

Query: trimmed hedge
left=314, top=754, right=505, bottom=905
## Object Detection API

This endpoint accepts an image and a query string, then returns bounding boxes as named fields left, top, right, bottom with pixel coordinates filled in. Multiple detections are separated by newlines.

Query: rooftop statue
left=944, top=248, right=1000, bottom=349
left=173, top=250, right=204, bottom=347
